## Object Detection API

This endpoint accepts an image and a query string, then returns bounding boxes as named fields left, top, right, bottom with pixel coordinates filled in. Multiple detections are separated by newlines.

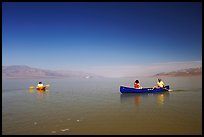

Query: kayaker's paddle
left=29, top=85, right=35, bottom=89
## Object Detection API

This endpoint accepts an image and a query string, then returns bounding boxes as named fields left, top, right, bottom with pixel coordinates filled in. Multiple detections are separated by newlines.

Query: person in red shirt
left=134, top=80, right=142, bottom=89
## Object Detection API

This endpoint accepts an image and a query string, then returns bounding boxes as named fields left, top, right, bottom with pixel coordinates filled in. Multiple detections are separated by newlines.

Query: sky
left=2, top=2, right=202, bottom=77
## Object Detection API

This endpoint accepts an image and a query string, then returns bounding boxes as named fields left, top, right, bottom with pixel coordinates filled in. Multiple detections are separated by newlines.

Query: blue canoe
left=120, top=85, right=170, bottom=93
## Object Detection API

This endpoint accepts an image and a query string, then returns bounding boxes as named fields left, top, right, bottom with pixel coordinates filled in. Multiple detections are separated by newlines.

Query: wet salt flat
left=2, top=76, right=202, bottom=135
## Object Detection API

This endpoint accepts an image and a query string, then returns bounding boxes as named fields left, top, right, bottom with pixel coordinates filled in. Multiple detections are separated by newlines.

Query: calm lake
left=2, top=76, right=202, bottom=135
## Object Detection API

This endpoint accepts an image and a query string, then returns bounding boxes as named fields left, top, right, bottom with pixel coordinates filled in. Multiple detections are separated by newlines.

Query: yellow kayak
left=36, top=86, right=46, bottom=91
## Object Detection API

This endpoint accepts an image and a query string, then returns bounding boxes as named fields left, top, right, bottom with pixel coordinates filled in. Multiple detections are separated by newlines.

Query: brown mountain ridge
left=153, top=67, right=202, bottom=77
left=2, top=65, right=100, bottom=79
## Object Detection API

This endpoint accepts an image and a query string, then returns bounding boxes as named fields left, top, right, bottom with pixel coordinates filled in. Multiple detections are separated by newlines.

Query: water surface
left=2, top=76, right=202, bottom=135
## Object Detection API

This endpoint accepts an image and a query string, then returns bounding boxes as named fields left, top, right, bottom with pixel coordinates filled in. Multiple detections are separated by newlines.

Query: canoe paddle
left=164, top=87, right=173, bottom=92
left=162, top=86, right=173, bottom=92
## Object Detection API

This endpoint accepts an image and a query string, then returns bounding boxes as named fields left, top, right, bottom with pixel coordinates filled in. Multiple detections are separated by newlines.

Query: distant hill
left=2, top=65, right=101, bottom=79
left=153, top=67, right=202, bottom=77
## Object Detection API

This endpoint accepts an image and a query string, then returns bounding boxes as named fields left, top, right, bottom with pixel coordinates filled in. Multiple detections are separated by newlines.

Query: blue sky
left=2, top=2, right=202, bottom=77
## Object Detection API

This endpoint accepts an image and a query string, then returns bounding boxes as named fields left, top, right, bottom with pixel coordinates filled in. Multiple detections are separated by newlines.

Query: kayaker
left=37, top=82, right=44, bottom=87
left=134, top=80, right=142, bottom=89
left=153, top=78, right=165, bottom=89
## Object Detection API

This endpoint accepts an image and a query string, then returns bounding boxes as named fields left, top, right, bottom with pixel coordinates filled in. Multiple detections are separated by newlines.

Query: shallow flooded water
left=2, top=76, right=202, bottom=135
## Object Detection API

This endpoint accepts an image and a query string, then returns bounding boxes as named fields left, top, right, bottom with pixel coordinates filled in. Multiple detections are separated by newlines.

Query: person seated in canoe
left=153, top=78, right=165, bottom=89
left=134, top=80, right=142, bottom=89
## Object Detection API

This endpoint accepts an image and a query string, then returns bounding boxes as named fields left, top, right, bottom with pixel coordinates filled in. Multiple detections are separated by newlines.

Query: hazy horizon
left=3, top=60, right=202, bottom=78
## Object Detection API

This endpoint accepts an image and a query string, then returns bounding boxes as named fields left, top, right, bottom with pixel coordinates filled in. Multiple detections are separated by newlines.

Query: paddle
left=163, top=86, right=173, bottom=92
left=29, top=85, right=35, bottom=89
left=45, top=84, right=50, bottom=87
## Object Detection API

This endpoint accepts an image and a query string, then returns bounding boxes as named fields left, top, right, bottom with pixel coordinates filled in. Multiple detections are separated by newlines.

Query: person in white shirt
left=37, top=82, right=44, bottom=87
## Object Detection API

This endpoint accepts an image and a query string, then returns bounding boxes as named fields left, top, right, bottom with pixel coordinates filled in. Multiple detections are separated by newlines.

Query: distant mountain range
left=153, top=67, right=202, bottom=77
left=2, top=65, right=102, bottom=79
left=2, top=65, right=202, bottom=79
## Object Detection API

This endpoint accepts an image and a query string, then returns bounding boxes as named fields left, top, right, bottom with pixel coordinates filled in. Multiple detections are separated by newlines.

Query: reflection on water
left=156, top=94, right=165, bottom=105
left=134, top=95, right=141, bottom=106
left=29, top=88, right=49, bottom=94
left=29, top=88, right=35, bottom=93
left=28, top=88, right=49, bottom=101
left=120, top=92, right=170, bottom=106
